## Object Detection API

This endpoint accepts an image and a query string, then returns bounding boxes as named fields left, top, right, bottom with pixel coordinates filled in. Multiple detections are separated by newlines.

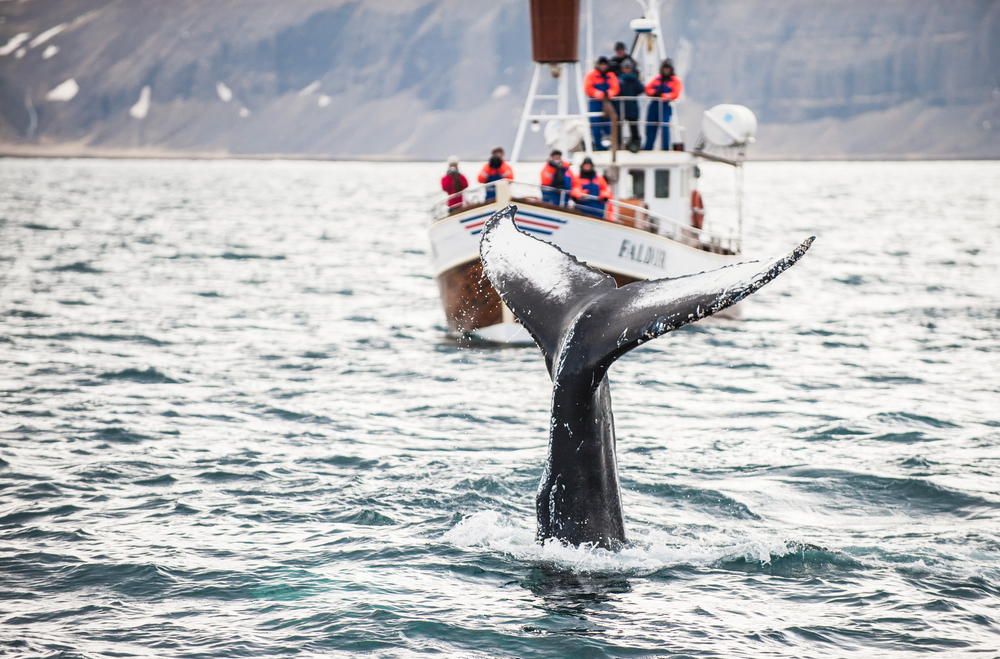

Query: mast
left=511, top=0, right=592, bottom=163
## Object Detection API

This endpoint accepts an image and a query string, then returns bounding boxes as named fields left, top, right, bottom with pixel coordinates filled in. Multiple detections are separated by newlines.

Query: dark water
left=1, top=158, right=998, bottom=657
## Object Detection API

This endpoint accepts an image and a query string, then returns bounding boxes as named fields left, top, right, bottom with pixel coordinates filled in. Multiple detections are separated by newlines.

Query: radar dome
left=629, top=18, right=656, bottom=33
left=702, top=104, right=758, bottom=147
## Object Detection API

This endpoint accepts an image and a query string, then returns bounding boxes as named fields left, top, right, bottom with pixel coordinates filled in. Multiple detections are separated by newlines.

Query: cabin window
left=628, top=169, right=645, bottom=199
left=654, top=169, right=670, bottom=198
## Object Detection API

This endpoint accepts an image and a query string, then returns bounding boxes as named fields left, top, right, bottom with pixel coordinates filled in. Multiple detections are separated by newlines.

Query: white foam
left=299, top=80, right=320, bottom=96
left=45, top=78, right=79, bottom=102
left=491, top=85, right=510, bottom=99
left=0, top=32, right=30, bottom=56
left=317, top=95, right=331, bottom=108
left=216, top=82, right=233, bottom=102
left=129, top=85, right=151, bottom=118
left=42, top=44, right=58, bottom=59
left=444, top=510, right=797, bottom=575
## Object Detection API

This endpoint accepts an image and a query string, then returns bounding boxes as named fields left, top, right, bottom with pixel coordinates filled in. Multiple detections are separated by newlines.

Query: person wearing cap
left=540, top=149, right=574, bottom=206
left=614, top=58, right=643, bottom=151
left=608, top=41, right=630, bottom=76
left=477, top=147, right=514, bottom=201
left=571, top=157, right=612, bottom=219
left=583, top=56, right=620, bottom=151
left=643, top=59, right=684, bottom=151
left=441, top=156, right=468, bottom=210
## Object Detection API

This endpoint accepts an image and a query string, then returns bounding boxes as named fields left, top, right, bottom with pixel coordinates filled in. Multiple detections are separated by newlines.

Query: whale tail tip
left=480, top=204, right=813, bottom=378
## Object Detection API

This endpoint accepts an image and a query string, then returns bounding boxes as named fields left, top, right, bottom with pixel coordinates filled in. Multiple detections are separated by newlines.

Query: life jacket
left=572, top=171, right=610, bottom=202
left=645, top=74, right=683, bottom=100
left=478, top=161, right=514, bottom=184
left=584, top=69, right=620, bottom=99
left=541, top=160, right=572, bottom=190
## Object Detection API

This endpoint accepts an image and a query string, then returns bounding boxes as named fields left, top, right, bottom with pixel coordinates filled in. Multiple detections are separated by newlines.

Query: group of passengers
left=584, top=41, right=683, bottom=151
left=440, top=42, right=683, bottom=220
left=441, top=147, right=611, bottom=220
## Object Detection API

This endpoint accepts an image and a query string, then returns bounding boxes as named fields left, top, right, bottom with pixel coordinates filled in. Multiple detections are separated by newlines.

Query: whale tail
left=480, top=204, right=812, bottom=549
left=480, top=204, right=813, bottom=381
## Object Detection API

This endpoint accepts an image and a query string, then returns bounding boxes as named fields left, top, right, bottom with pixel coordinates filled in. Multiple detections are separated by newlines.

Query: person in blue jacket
left=572, top=157, right=612, bottom=219
left=614, top=58, right=643, bottom=151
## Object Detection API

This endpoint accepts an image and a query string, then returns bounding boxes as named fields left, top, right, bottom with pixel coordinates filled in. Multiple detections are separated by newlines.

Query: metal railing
left=585, top=96, right=685, bottom=151
left=431, top=181, right=739, bottom=255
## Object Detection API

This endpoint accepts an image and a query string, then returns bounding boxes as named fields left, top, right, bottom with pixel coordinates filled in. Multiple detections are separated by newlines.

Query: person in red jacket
left=441, top=155, right=467, bottom=210
left=571, top=157, right=612, bottom=218
left=583, top=56, right=620, bottom=151
left=643, top=59, right=684, bottom=151
left=477, top=146, right=514, bottom=201
left=540, top=149, right=574, bottom=206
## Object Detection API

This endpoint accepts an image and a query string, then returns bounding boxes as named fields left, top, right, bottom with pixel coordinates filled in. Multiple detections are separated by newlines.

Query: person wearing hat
left=608, top=41, right=630, bottom=76
left=540, top=149, right=574, bottom=207
left=571, top=157, right=612, bottom=219
left=441, top=155, right=468, bottom=210
left=644, top=58, right=684, bottom=151
left=583, top=56, right=620, bottom=151
left=477, top=146, right=514, bottom=201
left=614, top=58, right=643, bottom=151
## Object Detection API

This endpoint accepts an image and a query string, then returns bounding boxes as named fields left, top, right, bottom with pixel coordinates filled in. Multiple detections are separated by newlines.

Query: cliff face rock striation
left=1, top=0, right=998, bottom=160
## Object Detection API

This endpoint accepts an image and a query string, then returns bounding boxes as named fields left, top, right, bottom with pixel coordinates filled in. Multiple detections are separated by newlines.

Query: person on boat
left=583, top=57, right=619, bottom=151
left=643, top=59, right=684, bottom=151
left=608, top=41, right=629, bottom=75
left=441, top=155, right=468, bottom=210
left=540, top=149, right=574, bottom=206
left=478, top=147, right=514, bottom=201
left=614, top=58, right=643, bottom=151
left=572, top=157, right=612, bottom=219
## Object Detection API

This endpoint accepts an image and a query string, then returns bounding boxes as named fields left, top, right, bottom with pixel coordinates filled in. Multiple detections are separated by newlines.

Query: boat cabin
left=573, top=150, right=701, bottom=231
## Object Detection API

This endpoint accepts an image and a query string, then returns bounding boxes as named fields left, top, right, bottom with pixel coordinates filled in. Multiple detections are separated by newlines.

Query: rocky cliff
left=1, top=0, right=998, bottom=160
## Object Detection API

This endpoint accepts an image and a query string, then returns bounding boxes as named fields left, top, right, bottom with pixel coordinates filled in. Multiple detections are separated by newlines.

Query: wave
left=19, top=332, right=170, bottom=346
left=218, top=252, right=285, bottom=260
left=99, top=367, right=181, bottom=384
left=50, top=261, right=102, bottom=273
left=3, top=309, right=48, bottom=319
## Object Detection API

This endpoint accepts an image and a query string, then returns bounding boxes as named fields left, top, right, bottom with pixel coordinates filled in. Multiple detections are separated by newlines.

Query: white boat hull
left=429, top=194, right=740, bottom=341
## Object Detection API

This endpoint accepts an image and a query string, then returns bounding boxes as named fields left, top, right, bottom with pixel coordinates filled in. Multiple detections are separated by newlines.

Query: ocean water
left=0, top=157, right=998, bottom=658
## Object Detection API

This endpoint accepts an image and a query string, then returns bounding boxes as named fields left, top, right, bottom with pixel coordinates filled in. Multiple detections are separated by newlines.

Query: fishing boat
left=428, top=0, right=759, bottom=344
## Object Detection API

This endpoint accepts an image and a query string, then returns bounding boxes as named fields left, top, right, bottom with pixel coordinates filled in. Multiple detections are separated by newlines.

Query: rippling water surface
left=1, top=158, right=998, bottom=657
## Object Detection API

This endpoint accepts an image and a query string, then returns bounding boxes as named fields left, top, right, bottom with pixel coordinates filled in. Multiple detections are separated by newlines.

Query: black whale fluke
left=479, top=204, right=813, bottom=550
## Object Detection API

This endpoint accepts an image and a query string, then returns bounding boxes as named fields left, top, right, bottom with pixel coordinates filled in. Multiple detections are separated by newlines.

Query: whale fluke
left=479, top=204, right=813, bottom=549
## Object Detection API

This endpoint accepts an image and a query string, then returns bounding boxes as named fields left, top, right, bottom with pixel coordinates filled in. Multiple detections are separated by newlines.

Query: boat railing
left=584, top=97, right=686, bottom=150
left=432, top=181, right=738, bottom=255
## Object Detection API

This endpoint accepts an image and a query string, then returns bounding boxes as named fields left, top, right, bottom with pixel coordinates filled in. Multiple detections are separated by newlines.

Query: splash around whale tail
left=480, top=204, right=814, bottom=382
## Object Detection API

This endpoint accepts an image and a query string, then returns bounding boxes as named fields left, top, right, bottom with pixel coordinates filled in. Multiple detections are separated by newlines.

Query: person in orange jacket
left=583, top=56, right=620, bottom=151
left=643, top=59, right=684, bottom=151
left=540, top=149, right=574, bottom=206
left=571, top=157, right=612, bottom=219
left=478, top=146, right=514, bottom=201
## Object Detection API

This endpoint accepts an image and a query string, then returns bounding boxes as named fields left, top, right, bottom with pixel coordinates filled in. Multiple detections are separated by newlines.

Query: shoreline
left=0, top=144, right=996, bottom=163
